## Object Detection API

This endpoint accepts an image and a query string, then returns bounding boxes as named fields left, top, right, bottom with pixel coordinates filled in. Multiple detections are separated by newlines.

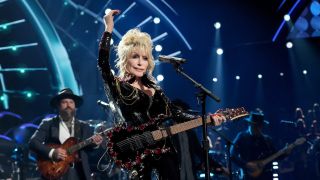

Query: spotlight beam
left=161, top=0, right=179, bottom=15
left=98, top=0, right=112, bottom=15
left=0, top=90, right=40, bottom=96
left=114, top=2, right=137, bottom=23
left=152, top=32, right=168, bottom=43
left=0, top=19, right=26, bottom=29
left=136, top=16, right=153, bottom=28
left=0, top=42, right=38, bottom=51
left=0, top=65, right=9, bottom=109
left=167, top=51, right=181, bottom=57
left=0, top=68, right=48, bottom=72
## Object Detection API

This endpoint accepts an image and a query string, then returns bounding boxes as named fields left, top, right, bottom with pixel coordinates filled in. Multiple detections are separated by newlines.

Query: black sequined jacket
left=97, top=32, right=195, bottom=127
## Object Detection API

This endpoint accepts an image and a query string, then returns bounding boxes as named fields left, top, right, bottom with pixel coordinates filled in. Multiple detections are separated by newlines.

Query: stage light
left=199, top=173, right=214, bottom=178
left=214, top=22, right=221, bottom=29
left=0, top=95, right=4, bottom=101
left=310, top=1, right=320, bottom=16
left=284, top=14, right=291, bottom=21
left=273, top=174, right=279, bottom=177
left=280, top=72, right=284, bottom=76
left=212, top=77, right=218, bottom=82
left=155, top=45, right=162, bottom=52
left=216, top=48, right=223, bottom=55
left=273, top=166, right=279, bottom=169
left=26, top=92, right=33, bottom=98
left=303, top=70, right=307, bottom=75
left=156, top=74, right=164, bottom=82
left=80, top=11, right=85, bottom=15
left=11, top=46, right=17, bottom=51
left=94, top=20, right=98, bottom=24
left=153, top=17, right=160, bottom=24
left=272, top=162, right=278, bottom=166
left=2, top=25, right=7, bottom=29
left=286, top=41, right=293, bottom=48
left=19, top=69, right=26, bottom=74
left=64, top=1, right=68, bottom=6
left=258, top=74, right=263, bottom=79
left=273, top=178, right=279, bottom=180
left=235, top=76, right=240, bottom=80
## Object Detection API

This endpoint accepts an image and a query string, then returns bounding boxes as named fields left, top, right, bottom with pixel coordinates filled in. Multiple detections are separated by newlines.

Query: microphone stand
left=171, top=62, right=220, bottom=180
left=210, top=127, right=235, bottom=180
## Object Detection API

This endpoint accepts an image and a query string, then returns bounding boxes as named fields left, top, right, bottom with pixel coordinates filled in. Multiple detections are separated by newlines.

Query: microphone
left=158, top=55, right=186, bottom=64
left=97, top=100, right=116, bottom=112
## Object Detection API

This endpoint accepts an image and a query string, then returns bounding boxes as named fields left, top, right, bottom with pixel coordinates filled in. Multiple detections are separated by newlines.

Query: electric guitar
left=105, top=107, right=248, bottom=177
left=245, top=137, right=306, bottom=178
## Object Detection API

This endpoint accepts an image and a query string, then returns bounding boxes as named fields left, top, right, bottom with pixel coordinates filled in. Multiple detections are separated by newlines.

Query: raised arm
left=97, top=10, right=121, bottom=96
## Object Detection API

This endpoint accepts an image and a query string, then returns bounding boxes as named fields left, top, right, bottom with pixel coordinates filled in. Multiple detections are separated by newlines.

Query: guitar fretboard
left=68, top=138, right=93, bottom=154
left=152, top=117, right=210, bottom=141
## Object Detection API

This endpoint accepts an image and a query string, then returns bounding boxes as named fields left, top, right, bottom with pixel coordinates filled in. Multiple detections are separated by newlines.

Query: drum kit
left=0, top=111, right=41, bottom=180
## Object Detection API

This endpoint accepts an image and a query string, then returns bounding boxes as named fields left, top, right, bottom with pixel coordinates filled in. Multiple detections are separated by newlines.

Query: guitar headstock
left=216, top=107, right=249, bottom=121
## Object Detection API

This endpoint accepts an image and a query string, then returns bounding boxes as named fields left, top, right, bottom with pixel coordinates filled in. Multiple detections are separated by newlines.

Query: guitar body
left=106, top=119, right=170, bottom=173
left=37, top=137, right=79, bottom=180
left=245, top=160, right=264, bottom=178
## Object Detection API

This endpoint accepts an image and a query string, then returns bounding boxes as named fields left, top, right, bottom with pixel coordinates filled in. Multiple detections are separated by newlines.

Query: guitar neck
left=151, top=108, right=248, bottom=141
left=68, top=137, right=93, bottom=154
left=260, top=143, right=295, bottom=166
left=151, top=117, right=209, bottom=141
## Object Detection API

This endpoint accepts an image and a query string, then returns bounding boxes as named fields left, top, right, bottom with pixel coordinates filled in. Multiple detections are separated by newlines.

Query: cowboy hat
left=245, top=111, right=269, bottom=125
left=50, top=88, right=83, bottom=108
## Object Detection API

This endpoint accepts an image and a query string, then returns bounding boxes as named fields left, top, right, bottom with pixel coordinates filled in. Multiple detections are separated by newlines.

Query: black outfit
left=230, top=130, right=277, bottom=180
left=29, top=117, right=95, bottom=180
left=98, top=32, right=194, bottom=180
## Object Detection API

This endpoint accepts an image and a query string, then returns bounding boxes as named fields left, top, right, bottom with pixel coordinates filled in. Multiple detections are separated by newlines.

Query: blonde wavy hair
left=115, top=28, right=155, bottom=79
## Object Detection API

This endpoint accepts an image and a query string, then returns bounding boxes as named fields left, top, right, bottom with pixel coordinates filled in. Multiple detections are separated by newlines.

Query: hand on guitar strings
left=53, top=148, right=67, bottom=161
left=209, top=113, right=227, bottom=126
left=92, top=134, right=103, bottom=146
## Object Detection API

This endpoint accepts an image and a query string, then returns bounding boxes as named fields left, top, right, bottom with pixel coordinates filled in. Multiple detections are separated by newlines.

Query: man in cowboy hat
left=29, top=88, right=103, bottom=180
left=230, top=111, right=277, bottom=180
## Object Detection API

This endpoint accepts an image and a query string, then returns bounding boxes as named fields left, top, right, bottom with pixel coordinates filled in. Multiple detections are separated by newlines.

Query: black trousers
left=141, top=154, right=180, bottom=180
